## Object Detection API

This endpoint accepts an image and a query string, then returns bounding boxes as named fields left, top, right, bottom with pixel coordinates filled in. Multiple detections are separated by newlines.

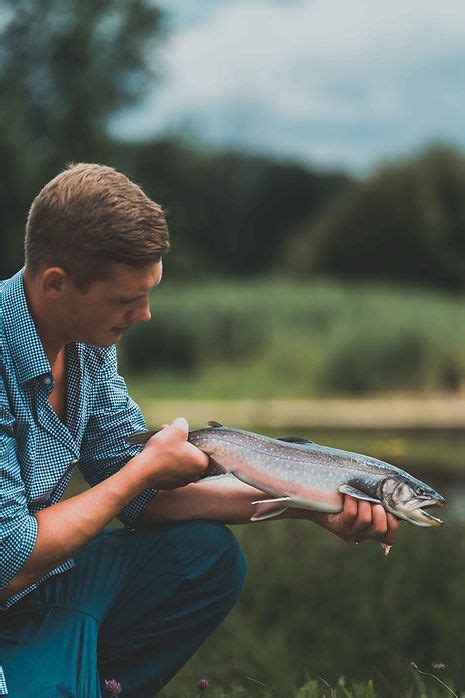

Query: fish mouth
left=396, top=497, right=445, bottom=527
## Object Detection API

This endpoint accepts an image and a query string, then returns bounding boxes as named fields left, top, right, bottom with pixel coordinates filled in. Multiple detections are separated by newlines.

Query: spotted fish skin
left=126, top=422, right=446, bottom=526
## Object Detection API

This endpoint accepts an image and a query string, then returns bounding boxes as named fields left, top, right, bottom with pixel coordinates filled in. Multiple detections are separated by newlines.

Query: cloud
left=114, top=0, right=465, bottom=172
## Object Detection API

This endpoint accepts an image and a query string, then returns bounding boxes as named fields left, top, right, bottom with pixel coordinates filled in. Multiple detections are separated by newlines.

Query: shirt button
left=44, top=376, right=53, bottom=386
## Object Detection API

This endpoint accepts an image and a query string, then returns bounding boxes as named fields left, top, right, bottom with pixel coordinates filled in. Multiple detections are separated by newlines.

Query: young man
left=0, top=164, right=398, bottom=697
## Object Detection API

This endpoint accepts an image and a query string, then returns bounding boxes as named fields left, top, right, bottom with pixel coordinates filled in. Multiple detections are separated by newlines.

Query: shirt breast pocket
left=28, top=430, right=78, bottom=511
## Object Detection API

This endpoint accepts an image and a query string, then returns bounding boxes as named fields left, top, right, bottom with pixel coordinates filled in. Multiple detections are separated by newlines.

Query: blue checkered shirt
left=0, top=270, right=157, bottom=694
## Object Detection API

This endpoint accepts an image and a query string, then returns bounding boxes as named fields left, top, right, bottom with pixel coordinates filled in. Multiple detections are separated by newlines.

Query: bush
left=285, top=145, right=465, bottom=290
left=120, top=280, right=465, bottom=396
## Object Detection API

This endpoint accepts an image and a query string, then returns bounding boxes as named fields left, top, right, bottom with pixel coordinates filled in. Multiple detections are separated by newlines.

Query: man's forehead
left=103, top=260, right=163, bottom=292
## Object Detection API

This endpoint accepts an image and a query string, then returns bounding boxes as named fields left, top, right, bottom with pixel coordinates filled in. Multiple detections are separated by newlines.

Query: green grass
left=161, top=672, right=464, bottom=697
left=158, top=516, right=465, bottom=697
left=177, top=520, right=465, bottom=698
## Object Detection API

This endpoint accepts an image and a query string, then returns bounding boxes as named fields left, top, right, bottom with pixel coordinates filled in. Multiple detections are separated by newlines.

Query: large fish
left=127, top=421, right=445, bottom=527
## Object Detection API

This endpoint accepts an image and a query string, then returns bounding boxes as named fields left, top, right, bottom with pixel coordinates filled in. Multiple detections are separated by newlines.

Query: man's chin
left=81, top=332, right=123, bottom=347
left=76, top=325, right=132, bottom=346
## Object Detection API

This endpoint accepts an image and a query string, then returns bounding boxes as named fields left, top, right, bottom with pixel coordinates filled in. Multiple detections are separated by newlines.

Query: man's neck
left=23, top=269, right=68, bottom=367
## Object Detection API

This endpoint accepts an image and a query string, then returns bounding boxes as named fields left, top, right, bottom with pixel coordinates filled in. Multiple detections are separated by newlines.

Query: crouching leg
left=97, top=521, right=247, bottom=697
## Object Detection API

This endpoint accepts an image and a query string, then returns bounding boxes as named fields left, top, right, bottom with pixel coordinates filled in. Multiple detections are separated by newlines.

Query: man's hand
left=306, top=495, right=399, bottom=546
left=133, top=417, right=209, bottom=490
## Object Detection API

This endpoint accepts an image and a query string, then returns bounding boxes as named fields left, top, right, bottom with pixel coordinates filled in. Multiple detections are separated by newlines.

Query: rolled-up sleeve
left=79, top=347, right=157, bottom=525
left=0, top=381, right=38, bottom=590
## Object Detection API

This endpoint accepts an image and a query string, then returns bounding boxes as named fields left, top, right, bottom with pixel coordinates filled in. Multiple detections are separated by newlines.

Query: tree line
left=1, top=1, right=465, bottom=290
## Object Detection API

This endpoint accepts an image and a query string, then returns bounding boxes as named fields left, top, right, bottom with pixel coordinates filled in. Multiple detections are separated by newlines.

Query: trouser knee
left=192, top=521, right=248, bottom=605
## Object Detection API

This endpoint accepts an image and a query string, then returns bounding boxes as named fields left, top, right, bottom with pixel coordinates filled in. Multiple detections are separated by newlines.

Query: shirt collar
left=2, top=269, right=52, bottom=385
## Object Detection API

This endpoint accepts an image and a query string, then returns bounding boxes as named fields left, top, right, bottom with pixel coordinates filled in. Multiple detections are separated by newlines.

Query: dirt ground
left=139, top=394, right=465, bottom=429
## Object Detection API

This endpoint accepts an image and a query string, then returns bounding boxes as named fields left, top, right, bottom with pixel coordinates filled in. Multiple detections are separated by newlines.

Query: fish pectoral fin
left=207, top=420, right=224, bottom=428
left=125, top=430, right=157, bottom=444
left=250, top=496, right=293, bottom=521
left=339, top=485, right=381, bottom=504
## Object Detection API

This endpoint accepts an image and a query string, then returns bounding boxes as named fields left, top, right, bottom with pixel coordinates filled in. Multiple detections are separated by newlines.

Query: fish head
left=378, top=476, right=445, bottom=527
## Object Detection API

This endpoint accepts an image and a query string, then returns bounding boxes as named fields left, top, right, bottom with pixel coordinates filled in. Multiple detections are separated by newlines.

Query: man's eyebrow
left=115, top=284, right=161, bottom=301
left=115, top=293, right=146, bottom=301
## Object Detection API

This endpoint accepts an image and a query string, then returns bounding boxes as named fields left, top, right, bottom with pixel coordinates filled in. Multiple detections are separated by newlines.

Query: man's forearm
left=138, top=477, right=399, bottom=550
left=139, top=476, right=303, bottom=524
left=0, top=459, right=147, bottom=601
left=1, top=418, right=210, bottom=602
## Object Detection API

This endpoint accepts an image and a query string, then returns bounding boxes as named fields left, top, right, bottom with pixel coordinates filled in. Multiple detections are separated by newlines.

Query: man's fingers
left=355, top=505, right=399, bottom=545
left=349, top=500, right=374, bottom=538
left=382, top=513, right=399, bottom=545
left=171, top=416, right=189, bottom=436
left=341, top=495, right=358, bottom=524
left=366, top=504, right=388, bottom=538
left=368, top=509, right=399, bottom=545
left=310, top=494, right=401, bottom=547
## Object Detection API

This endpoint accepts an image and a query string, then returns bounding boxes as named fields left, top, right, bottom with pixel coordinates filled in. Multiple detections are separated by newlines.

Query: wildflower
left=432, top=662, right=446, bottom=671
left=104, top=678, right=122, bottom=696
left=196, top=677, right=211, bottom=691
left=410, top=662, right=457, bottom=697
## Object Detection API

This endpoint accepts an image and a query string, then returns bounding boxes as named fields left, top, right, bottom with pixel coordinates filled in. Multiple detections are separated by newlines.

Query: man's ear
left=40, top=267, right=69, bottom=298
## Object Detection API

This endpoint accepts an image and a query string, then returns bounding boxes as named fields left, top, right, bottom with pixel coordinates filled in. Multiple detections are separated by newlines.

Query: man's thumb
left=171, top=416, right=189, bottom=435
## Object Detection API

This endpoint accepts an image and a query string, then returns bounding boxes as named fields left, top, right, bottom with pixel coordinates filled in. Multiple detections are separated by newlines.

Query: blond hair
left=25, top=163, right=170, bottom=288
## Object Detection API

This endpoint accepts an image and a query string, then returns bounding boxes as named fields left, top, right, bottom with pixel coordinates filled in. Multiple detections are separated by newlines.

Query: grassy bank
left=162, top=519, right=464, bottom=698
left=163, top=674, right=463, bottom=697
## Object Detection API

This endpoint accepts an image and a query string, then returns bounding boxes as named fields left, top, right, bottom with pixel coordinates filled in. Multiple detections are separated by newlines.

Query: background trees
left=118, top=139, right=349, bottom=278
left=0, top=0, right=164, bottom=276
left=285, top=146, right=465, bottom=290
left=1, top=3, right=465, bottom=292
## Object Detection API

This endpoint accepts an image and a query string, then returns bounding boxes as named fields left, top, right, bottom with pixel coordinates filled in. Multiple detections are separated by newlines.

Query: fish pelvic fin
left=250, top=496, right=292, bottom=522
left=339, top=484, right=381, bottom=504
left=126, top=430, right=157, bottom=445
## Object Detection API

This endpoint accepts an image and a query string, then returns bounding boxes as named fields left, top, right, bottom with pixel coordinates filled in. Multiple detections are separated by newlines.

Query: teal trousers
left=0, top=522, right=247, bottom=697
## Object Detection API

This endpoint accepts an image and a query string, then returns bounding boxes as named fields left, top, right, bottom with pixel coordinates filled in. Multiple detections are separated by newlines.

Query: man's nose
left=128, top=299, right=151, bottom=323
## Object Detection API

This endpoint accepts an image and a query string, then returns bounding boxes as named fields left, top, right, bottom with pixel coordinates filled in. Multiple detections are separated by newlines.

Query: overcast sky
left=114, top=0, right=465, bottom=174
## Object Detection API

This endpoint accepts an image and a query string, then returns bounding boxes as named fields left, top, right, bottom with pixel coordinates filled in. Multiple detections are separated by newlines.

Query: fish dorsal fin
left=277, top=436, right=314, bottom=444
left=207, top=420, right=224, bottom=428
left=339, top=484, right=381, bottom=504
